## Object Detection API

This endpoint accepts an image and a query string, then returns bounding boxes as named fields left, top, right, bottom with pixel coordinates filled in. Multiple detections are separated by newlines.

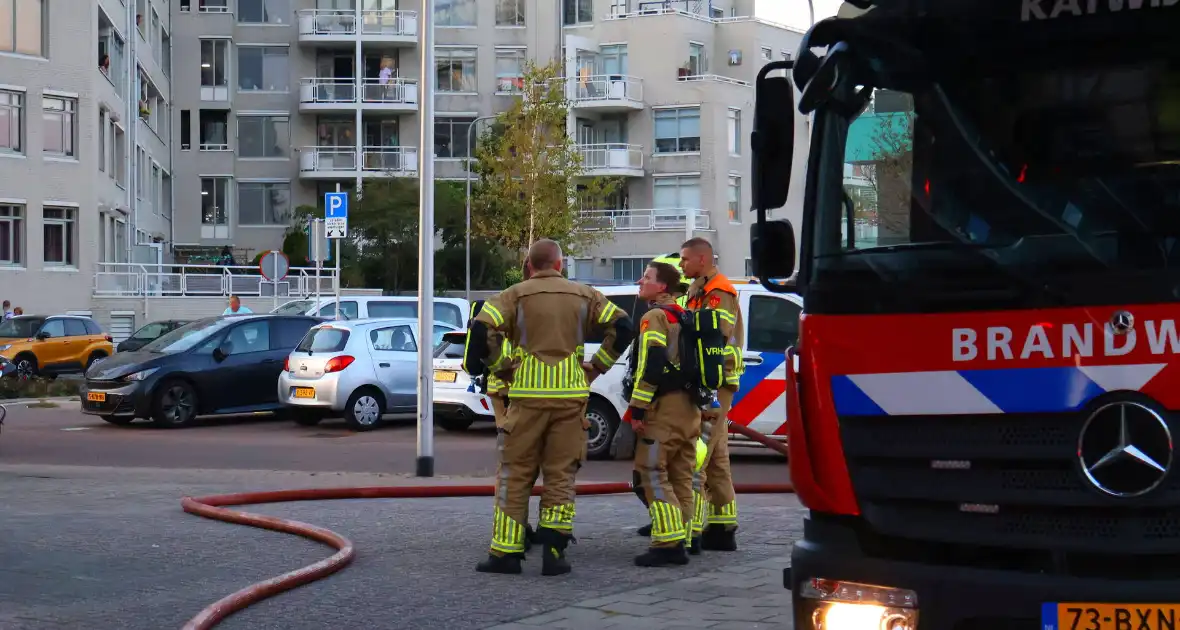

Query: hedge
left=0, top=377, right=83, bottom=400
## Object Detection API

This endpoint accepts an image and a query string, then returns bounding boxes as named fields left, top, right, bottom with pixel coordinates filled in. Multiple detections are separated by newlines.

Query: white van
left=272, top=296, right=469, bottom=330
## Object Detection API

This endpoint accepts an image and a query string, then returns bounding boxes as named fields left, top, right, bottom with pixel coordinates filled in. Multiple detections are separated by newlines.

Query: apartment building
left=0, top=0, right=173, bottom=315
left=170, top=0, right=802, bottom=281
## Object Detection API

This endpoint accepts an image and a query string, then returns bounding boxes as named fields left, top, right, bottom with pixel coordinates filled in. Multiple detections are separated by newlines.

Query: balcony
left=577, top=143, right=644, bottom=177
left=567, top=75, right=644, bottom=112
left=580, top=208, right=710, bottom=234
left=298, top=9, right=418, bottom=46
left=299, top=146, right=418, bottom=179
left=94, top=263, right=336, bottom=298
left=299, top=78, right=418, bottom=113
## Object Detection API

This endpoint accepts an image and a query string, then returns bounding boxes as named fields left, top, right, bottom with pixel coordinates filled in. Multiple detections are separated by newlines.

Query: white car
left=271, top=296, right=470, bottom=330
left=430, top=332, right=496, bottom=431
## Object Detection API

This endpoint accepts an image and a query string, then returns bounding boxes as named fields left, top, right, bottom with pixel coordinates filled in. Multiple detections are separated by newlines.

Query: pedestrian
left=223, top=295, right=252, bottom=315
left=626, top=260, right=703, bottom=567
left=2, top=300, right=12, bottom=319
left=679, top=237, right=743, bottom=551
left=465, top=239, right=634, bottom=576
left=12, top=306, right=22, bottom=316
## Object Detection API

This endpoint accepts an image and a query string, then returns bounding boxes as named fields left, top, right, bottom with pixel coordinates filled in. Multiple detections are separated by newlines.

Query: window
left=747, top=296, right=801, bottom=352
left=162, top=31, right=171, bottom=76
left=370, top=325, right=416, bottom=352
left=239, top=0, right=290, bottom=24
left=728, top=176, right=742, bottom=223
left=42, top=207, right=76, bottom=267
left=781, top=50, right=792, bottom=61
left=199, top=0, right=229, bottom=12
left=727, top=107, right=741, bottom=155
left=226, top=321, right=271, bottom=354
left=0, top=205, right=22, bottom=265
left=436, top=0, right=475, bottom=26
left=609, top=0, right=629, bottom=15
left=84, top=319, right=103, bottom=335
left=238, top=115, right=289, bottom=158
left=563, top=0, right=593, bottom=25
left=316, top=301, right=359, bottom=319
left=237, top=182, right=291, bottom=225
left=113, top=124, right=126, bottom=186
left=600, top=44, right=628, bottom=76
left=0, top=90, right=22, bottom=153
left=654, top=176, right=701, bottom=215
left=199, top=110, right=229, bottom=150
left=200, top=39, right=230, bottom=100
left=434, top=116, right=475, bottom=158
left=238, top=46, right=289, bottom=92
left=64, top=318, right=87, bottom=337
left=613, top=258, right=651, bottom=282
left=42, top=96, right=76, bottom=158
left=181, top=0, right=190, bottom=11
left=0, top=0, right=45, bottom=56
left=495, top=48, right=525, bottom=93
left=38, top=319, right=65, bottom=338
left=136, top=147, right=146, bottom=199
left=368, top=301, right=415, bottom=318
left=654, top=107, right=700, bottom=153
left=180, top=110, right=191, bottom=150
left=688, top=42, right=707, bottom=75
left=435, top=47, right=477, bottom=93
left=496, top=0, right=524, bottom=25
left=201, top=177, right=230, bottom=228
left=151, top=164, right=161, bottom=213
left=162, top=172, right=172, bottom=219
left=761, top=47, right=772, bottom=62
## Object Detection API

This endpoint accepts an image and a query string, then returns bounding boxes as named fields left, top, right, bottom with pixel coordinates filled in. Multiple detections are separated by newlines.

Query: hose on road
left=179, top=421, right=793, bottom=630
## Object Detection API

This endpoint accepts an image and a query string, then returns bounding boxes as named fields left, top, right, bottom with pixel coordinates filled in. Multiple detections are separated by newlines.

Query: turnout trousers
left=633, top=391, right=701, bottom=548
left=693, top=387, right=738, bottom=534
left=489, top=398, right=587, bottom=556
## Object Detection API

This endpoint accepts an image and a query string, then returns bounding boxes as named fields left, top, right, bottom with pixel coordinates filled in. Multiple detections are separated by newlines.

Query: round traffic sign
left=259, top=250, right=290, bottom=282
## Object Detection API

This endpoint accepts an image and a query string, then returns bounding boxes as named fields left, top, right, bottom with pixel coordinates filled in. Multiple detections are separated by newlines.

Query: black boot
left=535, top=526, right=573, bottom=576
left=636, top=523, right=652, bottom=537
left=524, top=524, right=536, bottom=551
left=635, top=542, right=690, bottom=567
left=700, top=524, right=738, bottom=551
left=688, top=535, right=702, bottom=555
left=475, top=553, right=523, bottom=574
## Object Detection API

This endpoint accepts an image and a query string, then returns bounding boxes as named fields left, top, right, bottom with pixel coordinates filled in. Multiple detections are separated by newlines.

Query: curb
left=0, top=396, right=80, bottom=407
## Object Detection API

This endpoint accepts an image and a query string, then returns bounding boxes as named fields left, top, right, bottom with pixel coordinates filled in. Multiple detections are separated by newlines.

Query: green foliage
left=503, top=267, right=523, bottom=286
left=0, top=376, right=82, bottom=400
left=472, top=60, right=620, bottom=261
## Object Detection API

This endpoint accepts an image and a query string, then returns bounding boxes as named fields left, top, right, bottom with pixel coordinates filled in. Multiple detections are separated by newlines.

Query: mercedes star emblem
left=1078, top=401, right=1173, bottom=498
left=1110, top=310, right=1134, bottom=335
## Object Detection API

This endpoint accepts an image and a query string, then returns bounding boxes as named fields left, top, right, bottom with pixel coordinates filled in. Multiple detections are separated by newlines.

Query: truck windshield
left=811, top=55, right=1180, bottom=313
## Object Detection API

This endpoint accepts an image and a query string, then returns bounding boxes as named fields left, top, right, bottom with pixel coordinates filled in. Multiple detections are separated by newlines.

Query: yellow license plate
left=86, top=392, right=106, bottom=402
left=1045, top=603, right=1180, bottom=629
left=293, top=387, right=316, bottom=399
left=433, top=370, right=458, bottom=383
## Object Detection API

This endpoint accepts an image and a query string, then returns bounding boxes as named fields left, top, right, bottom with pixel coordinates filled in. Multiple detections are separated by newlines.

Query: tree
left=855, top=104, right=915, bottom=244
left=472, top=60, right=621, bottom=260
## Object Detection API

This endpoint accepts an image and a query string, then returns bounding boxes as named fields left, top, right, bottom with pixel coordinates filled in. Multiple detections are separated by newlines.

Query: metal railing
left=94, top=263, right=337, bottom=298
left=299, top=146, right=358, bottom=172
left=360, top=77, right=418, bottom=104
left=361, top=146, right=417, bottom=175
left=299, top=77, right=357, bottom=104
left=678, top=74, right=752, bottom=87
left=577, top=143, right=644, bottom=172
left=297, top=9, right=357, bottom=35
left=580, top=208, right=710, bottom=232
left=360, top=9, right=418, bottom=36
left=567, top=74, right=644, bottom=104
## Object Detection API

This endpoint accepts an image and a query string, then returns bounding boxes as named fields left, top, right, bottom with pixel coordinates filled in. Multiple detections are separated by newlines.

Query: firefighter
left=466, top=239, right=633, bottom=576
left=679, top=237, right=743, bottom=552
left=626, top=261, right=704, bottom=566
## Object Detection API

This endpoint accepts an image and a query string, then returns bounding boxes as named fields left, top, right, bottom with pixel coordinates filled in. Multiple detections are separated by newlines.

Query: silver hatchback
left=278, top=318, right=457, bottom=431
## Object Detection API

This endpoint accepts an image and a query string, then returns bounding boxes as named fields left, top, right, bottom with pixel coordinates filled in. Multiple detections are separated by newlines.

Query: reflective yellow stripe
left=598, top=301, right=619, bottom=324
left=539, top=503, right=576, bottom=531
left=707, top=499, right=739, bottom=525
left=648, top=500, right=687, bottom=543
left=635, top=331, right=666, bottom=380
left=482, top=303, right=505, bottom=327
left=631, top=388, right=655, bottom=403
left=592, top=346, right=616, bottom=369
left=490, top=505, right=527, bottom=554
left=507, top=353, right=589, bottom=399
left=691, top=491, right=708, bottom=534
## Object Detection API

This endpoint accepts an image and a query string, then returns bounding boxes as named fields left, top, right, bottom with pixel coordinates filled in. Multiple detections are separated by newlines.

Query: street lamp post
left=464, top=114, right=497, bottom=303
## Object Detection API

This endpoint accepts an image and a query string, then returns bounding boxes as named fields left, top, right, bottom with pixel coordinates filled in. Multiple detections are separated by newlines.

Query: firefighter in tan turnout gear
left=464, top=239, right=634, bottom=576
left=680, top=237, right=743, bottom=551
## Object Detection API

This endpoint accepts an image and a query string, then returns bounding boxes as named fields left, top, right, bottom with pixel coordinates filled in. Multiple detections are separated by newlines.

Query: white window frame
left=495, top=0, right=525, bottom=26
left=151, top=163, right=161, bottom=214
left=727, top=107, right=741, bottom=156
left=42, top=206, right=77, bottom=268
left=728, top=175, right=742, bottom=224
left=0, top=0, right=47, bottom=57
left=608, top=0, right=629, bottom=16
left=436, top=0, right=477, bottom=27
left=563, top=0, right=594, bottom=25
left=653, top=175, right=702, bottom=219
left=201, top=176, right=232, bottom=239
left=434, top=116, right=476, bottom=159
left=237, top=45, right=290, bottom=93
left=0, top=89, right=24, bottom=154
left=435, top=47, right=477, bottom=93
left=237, top=0, right=291, bottom=25
left=237, top=180, right=292, bottom=227
left=200, top=38, right=231, bottom=101
left=199, top=0, right=230, bottom=13
left=653, top=106, right=701, bottom=154
left=199, top=109, right=231, bottom=151
left=42, top=95, right=77, bottom=159
left=237, top=114, right=290, bottom=158
left=761, top=47, right=772, bottom=62
left=494, top=47, right=526, bottom=94
left=0, top=204, right=23, bottom=266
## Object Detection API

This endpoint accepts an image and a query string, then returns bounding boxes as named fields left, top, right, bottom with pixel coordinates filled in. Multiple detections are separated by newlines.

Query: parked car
left=117, top=319, right=193, bottom=353
left=278, top=318, right=458, bottom=431
left=79, top=314, right=325, bottom=427
left=270, top=296, right=469, bottom=329
left=0, top=315, right=114, bottom=379
left=431, top=330, right=496, bottom=431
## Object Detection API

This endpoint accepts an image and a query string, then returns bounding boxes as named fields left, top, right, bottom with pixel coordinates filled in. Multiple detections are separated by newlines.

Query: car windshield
left=141, top=318, right=233, bottom=354
left=130, top=321, right=173, bottom=340
left=0, top=317, right=44, bottom=338
left=296, top=326, right=350, bottom=353
left=272, top=300, right=313, bottom=315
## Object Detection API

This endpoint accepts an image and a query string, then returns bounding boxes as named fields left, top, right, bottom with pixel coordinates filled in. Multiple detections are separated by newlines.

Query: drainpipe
left=126, top=0, right=137, bottom=266
left=354, top=2, right=363, bottom=196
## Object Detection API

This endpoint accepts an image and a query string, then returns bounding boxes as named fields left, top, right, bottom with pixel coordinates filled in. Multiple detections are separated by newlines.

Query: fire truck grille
left=839, top=412, right=1180, bottom=563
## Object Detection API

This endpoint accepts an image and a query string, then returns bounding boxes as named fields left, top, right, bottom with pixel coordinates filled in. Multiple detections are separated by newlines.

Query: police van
left=432, top=280, right=802, bottom=460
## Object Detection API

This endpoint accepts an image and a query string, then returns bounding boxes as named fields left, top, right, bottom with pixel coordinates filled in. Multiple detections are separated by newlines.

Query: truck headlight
left=801, top=578, right=918, bottom=630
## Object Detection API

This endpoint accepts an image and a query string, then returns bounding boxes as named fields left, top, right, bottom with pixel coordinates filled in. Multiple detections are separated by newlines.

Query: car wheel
left=13, top=354, right=36, bottom=380
left=100, top=415, right=136, bottom=426
left=151, top=380, right=198, bottom=428
left=343, top=388, right=384, bottom=432
left=585, top=398, right=620, bottom=461
left=86, top=352, right=107, bottom=370
left=439, top=416, right=474, bottom=432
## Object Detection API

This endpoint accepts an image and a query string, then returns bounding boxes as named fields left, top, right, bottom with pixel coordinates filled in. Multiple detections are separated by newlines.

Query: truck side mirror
left=751, top=60, right=798, bottom=294
left=843, top=191, right=856, bottom=249
left=751, top=220, right=797, bottom=283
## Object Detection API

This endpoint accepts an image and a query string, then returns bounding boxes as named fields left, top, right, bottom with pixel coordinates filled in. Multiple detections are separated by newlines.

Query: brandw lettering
left=951, top=319, right=1180, bottom=361
left=1021, top=0, right=1177, bottom=21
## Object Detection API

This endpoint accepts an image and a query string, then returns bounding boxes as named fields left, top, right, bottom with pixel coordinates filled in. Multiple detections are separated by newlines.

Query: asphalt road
left=0, top=402, right=790, bottom=484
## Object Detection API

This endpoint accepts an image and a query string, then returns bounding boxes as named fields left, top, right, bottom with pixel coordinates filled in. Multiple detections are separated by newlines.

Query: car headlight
left=0, top=344, right=10, bottom=352
left=122, top=368, right=159, bottom=382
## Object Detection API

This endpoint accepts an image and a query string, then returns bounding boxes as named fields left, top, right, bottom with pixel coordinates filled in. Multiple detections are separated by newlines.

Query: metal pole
left=464, top=114, right=495, bottom=303
left=272, top=250, right=279, bottom=312
left=416, top=0, right=436, bottom=478
left=314, top=219, right=321, bottom=308
left=334, top=182, right=342, bottom=321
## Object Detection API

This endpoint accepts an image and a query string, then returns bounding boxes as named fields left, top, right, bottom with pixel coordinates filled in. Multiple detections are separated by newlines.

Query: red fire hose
left=179, top=422, right=793, bottom=630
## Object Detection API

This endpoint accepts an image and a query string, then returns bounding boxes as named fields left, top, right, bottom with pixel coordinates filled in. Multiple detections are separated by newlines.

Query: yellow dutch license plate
left=293, top=387, right=316, bottom=399
left=433, top=370, right=458, bottom=383
left=86, top=392, right=106, bottom=402
left=1044, top=603, right=1180, bottom=630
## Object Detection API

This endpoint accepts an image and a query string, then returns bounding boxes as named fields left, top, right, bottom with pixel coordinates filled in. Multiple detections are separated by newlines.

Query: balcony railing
left=577, top=143, right=644, bottom=172
left=361, top=146, right=417, bottom=174
left=567, top=74, right=644, bottom=105
left=299, top=146, right=418, bottom=175
left=361, top=78, right=418, bottom=104
left=297, top=9, right=357, bottom=36
left=300, top=146, right=358, bottom=172
left=678, top=73, right=752, bottom=87
left=580, top=208, right=710, bottom=232
left=94, top=263, right=336, bottom=298
left=299, top=77, right=356, bottom=104
left=360, top=9, right=418, bottom=36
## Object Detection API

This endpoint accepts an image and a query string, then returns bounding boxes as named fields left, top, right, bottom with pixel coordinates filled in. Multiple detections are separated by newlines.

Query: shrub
left=0, top=377, right=83, bottom=400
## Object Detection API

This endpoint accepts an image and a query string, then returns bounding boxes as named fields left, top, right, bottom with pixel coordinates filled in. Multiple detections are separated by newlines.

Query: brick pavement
left=0, top=464, right=803, bottom=630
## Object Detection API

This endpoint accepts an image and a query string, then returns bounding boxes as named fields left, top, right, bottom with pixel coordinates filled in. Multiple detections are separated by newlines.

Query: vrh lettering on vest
left=951, top=320, right=1180, bottom=361
left=1022, top=0, right=1178, bottom=21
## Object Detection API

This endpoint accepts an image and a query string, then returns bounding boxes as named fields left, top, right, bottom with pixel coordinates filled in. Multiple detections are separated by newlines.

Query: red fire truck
left=749, top=1, right=1180, bottom=628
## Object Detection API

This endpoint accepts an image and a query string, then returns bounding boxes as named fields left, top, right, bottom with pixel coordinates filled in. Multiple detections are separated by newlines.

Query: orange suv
left=0, top=315, right=114, bottom=379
